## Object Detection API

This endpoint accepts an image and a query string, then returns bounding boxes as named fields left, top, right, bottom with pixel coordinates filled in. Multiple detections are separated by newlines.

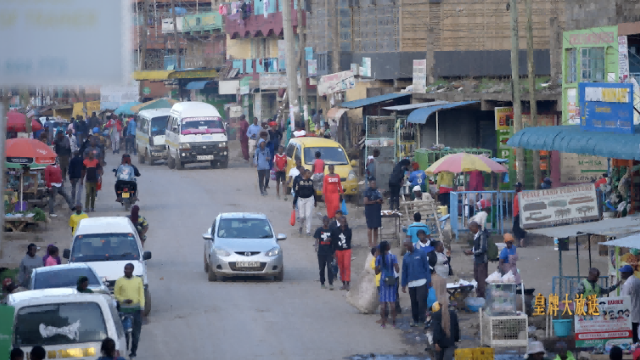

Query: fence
left=551, top=276, right=610, bottom=300
left=450, top=190, right=516, bottom=239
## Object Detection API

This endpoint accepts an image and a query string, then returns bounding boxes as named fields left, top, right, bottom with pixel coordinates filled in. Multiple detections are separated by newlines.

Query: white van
left=165, top=102, right=229, bottom=170
left=7, top=288, right=126, bottom=360
left=136, top=108, right=171, bottom=164
left=62, top=217, right=152, bottom=315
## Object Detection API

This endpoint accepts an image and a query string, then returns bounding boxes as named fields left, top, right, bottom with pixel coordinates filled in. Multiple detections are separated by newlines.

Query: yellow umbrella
left=425, top=153, right=507, bottom=175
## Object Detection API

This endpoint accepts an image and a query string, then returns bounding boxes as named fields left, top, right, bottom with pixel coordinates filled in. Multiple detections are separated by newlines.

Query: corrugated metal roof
left=407, top=101, right=479, bottom=124
left=326, top=107, right=348, bottom=120
left=507, top=125, right=640, bottom=160
left=528, top=215, right=640, bottom=238
left=339, top=93, right=411, bottom=109
left=599, top=235, right=640, bottom=249
left=382, top=101, right=449, bottom=111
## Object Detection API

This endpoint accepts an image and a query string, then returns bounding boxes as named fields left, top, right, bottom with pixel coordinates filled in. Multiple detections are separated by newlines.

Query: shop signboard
left=495, top=107, right=515, bottom=189
left=619, top=36, right=629, bottom=83
left=239, top=76, right=251, bottom=95
left=318, top=71, right=355, bottom=96
left=308, top=60, right=317, bottom=77
left=518, top=184, right=599, bottom=229
left=574, top=296, right=633, bottom=348
left=560, top=153, right=608, bottom=184
left=579, top=83, right=634, bottom=134
left=413, top=60, right=427, bottom=93
left=259, top=73, right=288, bottom=90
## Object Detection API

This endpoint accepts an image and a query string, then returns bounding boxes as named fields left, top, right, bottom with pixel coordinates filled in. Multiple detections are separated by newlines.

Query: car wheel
left=207, top=259, right=218, bottom=282
left=167, top=154, right=176, bottom=169
left=274, top=267, right=284, bottom=282
left=203, top=253, right=209, bottom=273
left=143, top=288, right=151, bottom=316
left=138, top=148, right=145, bottom=164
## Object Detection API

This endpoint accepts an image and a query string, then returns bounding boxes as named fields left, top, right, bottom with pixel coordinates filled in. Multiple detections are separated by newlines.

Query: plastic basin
left=553, top=319, right=572, bottom=337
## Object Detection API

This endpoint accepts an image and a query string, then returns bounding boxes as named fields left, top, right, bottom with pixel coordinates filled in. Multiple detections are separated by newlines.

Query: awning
left=133, top=70, right=174, bottom=81
left=527, top=215, right=640, bottom=238
left=326, top=107, right=348, bottom=120
left=169, top=68, right=218, bottom=79
left=382, top=101, right=449, bottom=111
left=339, top=93, right=411, bottom=109
left=185, top=80, right=212, bottom=90
left=507, top=125, right=640, bottom=160
left=599, top=235, right=640, bottom=250
left=407, top=101, right=479, bottom=124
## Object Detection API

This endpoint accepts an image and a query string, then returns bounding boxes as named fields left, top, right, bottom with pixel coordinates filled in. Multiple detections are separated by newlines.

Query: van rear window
left=15, top=302, right=107, bottom=346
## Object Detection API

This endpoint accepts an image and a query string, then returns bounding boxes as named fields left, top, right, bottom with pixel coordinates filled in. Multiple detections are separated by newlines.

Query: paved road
left=96, top=149, right=409, bottom=360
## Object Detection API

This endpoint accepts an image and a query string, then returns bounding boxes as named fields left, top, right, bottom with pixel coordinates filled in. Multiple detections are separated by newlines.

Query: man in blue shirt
left=406, top=212, right=431, bottom=244
left=254, top=139, right=272, bottom=196
left=401, top=240, right=432, bottom=327
left=408, top=162, right=427, bottom=190
left=126, top=117, right=137, bottom=155
left=247, top=117, right=262, bottom=166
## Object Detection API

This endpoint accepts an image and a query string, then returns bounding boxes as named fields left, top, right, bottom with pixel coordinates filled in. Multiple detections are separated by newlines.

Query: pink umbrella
left=425, top=153, right=507, bottom=175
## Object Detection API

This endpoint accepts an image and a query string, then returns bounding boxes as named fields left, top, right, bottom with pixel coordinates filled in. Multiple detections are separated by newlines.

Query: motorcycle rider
left=115, top=154, right=141, bottom=203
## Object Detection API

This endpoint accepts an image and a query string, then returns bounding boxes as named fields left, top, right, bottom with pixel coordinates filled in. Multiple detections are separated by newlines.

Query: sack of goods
left=347, top=253, right=379, bottom=314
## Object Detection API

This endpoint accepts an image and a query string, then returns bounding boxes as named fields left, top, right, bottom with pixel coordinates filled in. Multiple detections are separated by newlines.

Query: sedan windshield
left=15, top=303, right=107, bottom=346
left=70, top=233, right=140, bottom=262
left=303, top=147, right=348, bottom=165
left=217, top=219, right=273, bottom=239
left=33, top=268, right=101, bottom=290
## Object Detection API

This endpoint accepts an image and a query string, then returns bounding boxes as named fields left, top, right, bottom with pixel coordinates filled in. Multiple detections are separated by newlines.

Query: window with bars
left=580, top=47, right=605, bottom=82
left=566, top=49, right=577, bottom=84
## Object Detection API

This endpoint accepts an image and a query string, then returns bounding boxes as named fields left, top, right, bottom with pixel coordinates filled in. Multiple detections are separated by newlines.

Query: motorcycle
left=113, top=169, right=138, bottom=211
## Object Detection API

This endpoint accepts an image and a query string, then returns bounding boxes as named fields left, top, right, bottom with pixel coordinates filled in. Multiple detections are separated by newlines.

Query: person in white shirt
left=620, top=265, right=640, bottom=343
left=432, top=241, right=450, bottom=279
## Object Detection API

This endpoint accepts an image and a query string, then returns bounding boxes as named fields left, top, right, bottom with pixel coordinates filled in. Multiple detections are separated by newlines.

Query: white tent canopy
left=599, top=235, right=640, bottom=250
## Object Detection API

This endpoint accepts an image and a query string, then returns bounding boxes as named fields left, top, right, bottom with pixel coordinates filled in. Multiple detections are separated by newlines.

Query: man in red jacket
left=45, top=160, right=75, bottom=217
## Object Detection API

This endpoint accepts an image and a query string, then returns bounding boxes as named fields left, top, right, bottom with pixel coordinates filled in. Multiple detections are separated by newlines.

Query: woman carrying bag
left=375, top=241, right=400, bottom=328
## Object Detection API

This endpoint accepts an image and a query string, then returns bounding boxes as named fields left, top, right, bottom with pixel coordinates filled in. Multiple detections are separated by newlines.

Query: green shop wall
left=561, top=26, right=619, bottom=125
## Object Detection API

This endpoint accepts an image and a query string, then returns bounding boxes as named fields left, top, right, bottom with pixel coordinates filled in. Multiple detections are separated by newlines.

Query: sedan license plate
left=197, top=155, right=214, bottom=160
left=122, top=192, right=130, bottom=199
left=236, top=261, right=260, bottom=268
left=152, top=152, right=163, bottom=157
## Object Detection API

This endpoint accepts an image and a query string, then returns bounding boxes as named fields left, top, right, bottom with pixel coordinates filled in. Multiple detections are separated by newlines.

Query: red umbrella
left=5, top=138, right=57, bottom=165
left=7, top=111, right=42, bottom=132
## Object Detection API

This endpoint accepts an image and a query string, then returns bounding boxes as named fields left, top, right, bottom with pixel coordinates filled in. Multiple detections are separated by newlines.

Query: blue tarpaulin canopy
left=185, top=81, right=212, bottom=90
left=114, top=102, right=142, bottom=116
left=339, top=93, right=410, bottom=109
left=507, top=125, right=640, bottom=160
left=407, top=101, right=479, bottom=124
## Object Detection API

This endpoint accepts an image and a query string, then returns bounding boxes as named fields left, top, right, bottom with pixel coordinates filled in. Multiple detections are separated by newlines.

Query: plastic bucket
left=553, top=319, right=572, bottom=337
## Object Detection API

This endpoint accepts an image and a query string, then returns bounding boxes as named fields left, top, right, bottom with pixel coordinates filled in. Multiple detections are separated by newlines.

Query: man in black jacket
left=464, top=221, right=488, bottom=297
left=68, top=151, right=84, bottom=205
left=53, top=131, right=72, bottom=182
left=431, top=301, right=460, bottom=360
left=388, top=159, right=411, bottom=210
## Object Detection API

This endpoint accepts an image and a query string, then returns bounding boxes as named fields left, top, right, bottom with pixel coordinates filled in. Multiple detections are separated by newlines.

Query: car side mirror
left=143, top=251, right=152, bottom=260
left=276, top=233, right=287, bottom=241
left=350, top=160, right=357, bottom=167
left=63, top=249, right=70, bottom=259
left=173, top=126, right=178, bottom=132
left=203, top=233, right=213, bottom=240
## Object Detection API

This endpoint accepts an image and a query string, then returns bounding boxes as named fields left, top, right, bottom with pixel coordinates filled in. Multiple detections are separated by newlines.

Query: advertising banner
left=579, top=83, right=634, bottom=134
left=308, top=60, right=317, bottom=77
left=259, top=73, right=288, bottom=90
left=413, top=60, right=427, bottom=93
left=518, top=184, right=599, bottom=229
left=619, top=36, right=629, bottom=83
left=567, top=88, right=580, bottom=125
left=575, top=296, right=633, bottom=348
left=560, top=153, right=608, bottom=184
left=318, top=71, right=355, bottom=96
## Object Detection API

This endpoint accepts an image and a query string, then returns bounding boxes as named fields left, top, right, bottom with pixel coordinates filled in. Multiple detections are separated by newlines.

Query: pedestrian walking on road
left=247, top=117, right=261, bottom=164
left=68, top=151, right=84, bottom=205
left=74, top=116, right=88, bottom=147
left=314, top=216, right=334, bottom=290
left=402, top=239, right=432, bottom=327
left=363, top=178, right=383, bottom=248
left=288, top=159, right=303, bottom=194
left=53, top=130, right=72, bottom=182
left=389, top=159, right=410, bottom=211
left=274, top=145, right=287, bottom=200
left=105, top=115, right=121, bottom=154
left=254, top=139, right=272, bottom=196
left=42, top=244, right=62, bottom=266
left=82, top=150, right=103, bottom=212
left=114, top=263, right=145, bottom=359
left=45, top=160, right=74, bottom=217
left=323, top=164, right=343, bottom=219
left=69, top=204, right=89, bottom=235
left=44, top=246, right=60, bottom=267
left=375, top=241, right=400, bottom=328
left=512, top=182, right=528, bottom=247
left=464, top=221, right=488, bottom=297
left=238, top=115, right=250, bottom=161
left=293, top=169, right=316, bottom=236
left=312, top=151, right=325, bottom=192
left=98, top=337, right=124, bottom=360
left=332, top=216, right=352, bottom=290
left=126, top=116, right=137, bottom=155
left=366, top=148, right=380, bottom=184
left=18, top=243, right=41, bottom=287
left=67, top=129, right=78, bottom=154
left=619, top=265, right=640, bottom=343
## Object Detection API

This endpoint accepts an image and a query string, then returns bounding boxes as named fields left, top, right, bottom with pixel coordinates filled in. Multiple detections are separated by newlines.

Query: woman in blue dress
left=375, top=241, right=400, bottom=328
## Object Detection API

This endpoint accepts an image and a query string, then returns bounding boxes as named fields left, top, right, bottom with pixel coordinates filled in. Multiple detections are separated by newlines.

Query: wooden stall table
left=4, top=214, right=36, bottom=232
left=380, top=211, right=402, bottom=247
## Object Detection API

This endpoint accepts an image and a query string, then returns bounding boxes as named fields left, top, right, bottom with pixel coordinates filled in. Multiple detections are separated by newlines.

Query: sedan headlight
left=215, top=248, right=231, bottom=257
left=265, top=247, right=281, bottom=257
left=218, top=142, right=227, bottom=147
left=179, top=143, right=191, bottom=150
left=347, top=170, right=357, bottom=181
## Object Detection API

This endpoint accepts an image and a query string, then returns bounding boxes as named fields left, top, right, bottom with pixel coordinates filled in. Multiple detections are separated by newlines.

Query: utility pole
left=0, top=92, right=9, bottom=257
left=298, top=0, right=309, bottom=131
left=140, top=0, right=150, bottom=71
left=509, top=0, right=524, bottom=184
left=283, top=0, right=300, bottom=129
left=331, top=0, right=339, bottom=73
left=170, top=0, right=181, bottom=70
left=525, top=0, right=540, bottom=186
